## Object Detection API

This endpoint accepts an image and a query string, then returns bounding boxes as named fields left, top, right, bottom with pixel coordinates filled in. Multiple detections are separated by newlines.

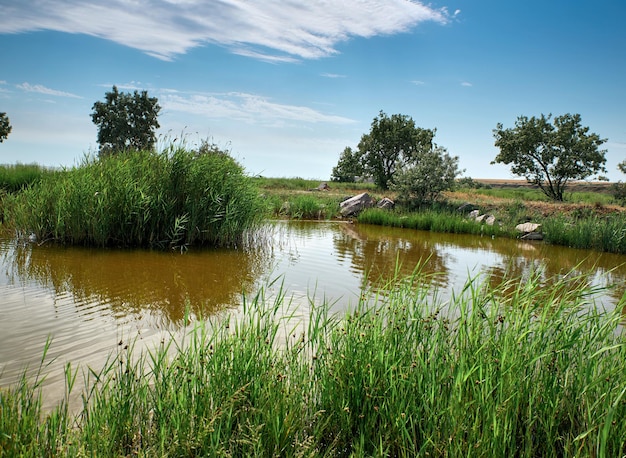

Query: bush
left=4, top=148, right=263, bottom=249
left=390, top=146, right=461, bottom=208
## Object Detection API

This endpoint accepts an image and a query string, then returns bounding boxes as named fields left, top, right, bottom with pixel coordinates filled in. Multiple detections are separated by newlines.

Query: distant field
left=474, top=178, right=614, bottom=194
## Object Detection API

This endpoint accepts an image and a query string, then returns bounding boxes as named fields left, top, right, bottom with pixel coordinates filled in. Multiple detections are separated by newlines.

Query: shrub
left=390, top=146, right=461, bottom=208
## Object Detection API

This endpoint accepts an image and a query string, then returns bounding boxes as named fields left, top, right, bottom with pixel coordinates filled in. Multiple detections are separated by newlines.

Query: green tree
left=0, top=112, right=12, bottom=143
left=356, top=111, right=434, bottom=189
left=613, top=160, right=626, bottom=205
left=91, top=86, right=161, bottom=155
left=331, top=147, right=363, bottom=182
left=492, top=113, right=607, bottom=201
left=391, top=145, right=461, bottom=207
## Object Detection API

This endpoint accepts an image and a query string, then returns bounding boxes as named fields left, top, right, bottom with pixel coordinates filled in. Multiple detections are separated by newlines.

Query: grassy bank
left=3, top=149, right=263, bottom=249
left=254, top=178, right=626, bottom=254
left=2, top=270, right=625, bottom=457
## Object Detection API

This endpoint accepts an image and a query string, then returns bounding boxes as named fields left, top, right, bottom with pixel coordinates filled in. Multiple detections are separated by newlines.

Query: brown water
left=1, top=220, right=625, bottom=408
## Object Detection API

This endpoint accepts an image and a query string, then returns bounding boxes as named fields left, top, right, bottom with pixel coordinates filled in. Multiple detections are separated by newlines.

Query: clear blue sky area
left=1, top=0, right=624, bottom=180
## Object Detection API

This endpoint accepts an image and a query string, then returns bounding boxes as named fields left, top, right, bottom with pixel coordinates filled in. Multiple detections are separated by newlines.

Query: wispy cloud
left=461, top=81, right=473, bottom=87
left=411, top=80, right=426, bottom=85
left=1, top=0, right=450, bottom=61
left=321, top=73, right=347, bottom=78
left=17, top=82, right=83, bottom=98
left=161, top=91, right=355, bottom=125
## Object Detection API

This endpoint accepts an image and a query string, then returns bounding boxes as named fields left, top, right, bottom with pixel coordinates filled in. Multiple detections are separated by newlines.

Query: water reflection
left=335, top=223, right=626, bottom=307
left=1, top=221, right=625, bottom=404
left=4, top=240, right=272, bottom=327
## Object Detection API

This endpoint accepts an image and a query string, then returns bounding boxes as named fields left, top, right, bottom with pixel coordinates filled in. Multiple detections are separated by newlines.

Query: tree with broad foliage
left=0, top=112, right=11, bottom=143
left=391, top=145, right=461, bottom=207
left=492, top=113, right=607, bottom=201
left=331, top=147, right=363, bottom=182
left=91, top=86, right=161, bottom=156
left=356, top=111, right=435, bottom=189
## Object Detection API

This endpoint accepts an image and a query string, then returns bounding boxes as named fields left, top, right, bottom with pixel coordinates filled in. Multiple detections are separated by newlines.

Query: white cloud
left=461, top=81, right=473, bottom=87
left=321, top=73, right=347, bottom=78
left=17, top=82, right=83, bottom=98
left=1, top=0, right=450, bottom=61
left=411, top=80, right=426, bottom=85
left=160, top=91, right=355, bottom=125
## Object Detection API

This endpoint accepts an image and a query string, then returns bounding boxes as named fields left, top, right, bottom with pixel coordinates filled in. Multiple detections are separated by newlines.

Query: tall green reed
left=4, top=148, right=263, bottom=249
left=1, top=269, right=625, bottom=456
left=358, top=207, right=507, bottom=237
left=542, top=213, right=626, bottom=254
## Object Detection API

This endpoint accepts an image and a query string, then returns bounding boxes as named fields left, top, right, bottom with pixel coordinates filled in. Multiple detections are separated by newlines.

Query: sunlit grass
left=2, top=269, right=625, bottom=457
left=357, top=207, right=510, bottom=238
left=3, top=148, right=264, bottom=249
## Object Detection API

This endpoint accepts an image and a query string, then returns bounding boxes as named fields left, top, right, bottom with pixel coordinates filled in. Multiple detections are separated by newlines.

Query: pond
left=1, top=220, right=625, bottom=408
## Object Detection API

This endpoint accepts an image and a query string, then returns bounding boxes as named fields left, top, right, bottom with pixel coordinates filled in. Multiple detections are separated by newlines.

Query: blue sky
left=1, top=0, right=625, bottom=180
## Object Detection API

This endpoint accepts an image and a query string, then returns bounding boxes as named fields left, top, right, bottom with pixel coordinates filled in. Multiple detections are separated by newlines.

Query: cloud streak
left=1, top=0, right=450, bottom=61
left=160, top=91, right=355, bottom=126
left=17, top=82, right=83, bottom=98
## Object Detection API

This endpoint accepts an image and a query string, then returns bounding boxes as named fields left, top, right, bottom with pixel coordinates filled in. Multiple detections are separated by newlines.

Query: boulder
left=515, top=222, right=542, bottom=233
left=377, top=197, right=395, bottom=210
left=521, top=232, right=544, bottom=241
left=340, top=192, right=375, bottom=217
left=457, top=202, right=478, bottom=214
left=468, top=209, right=480, bottom=219
left=485, top=215, right=496, bottom=226
left=309, top=182, right=330, bottom=191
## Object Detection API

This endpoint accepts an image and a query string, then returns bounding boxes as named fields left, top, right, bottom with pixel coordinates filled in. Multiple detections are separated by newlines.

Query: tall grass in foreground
left=3, top=148, right=263, bottom=248
left=1, top=270, right=625, bottom=457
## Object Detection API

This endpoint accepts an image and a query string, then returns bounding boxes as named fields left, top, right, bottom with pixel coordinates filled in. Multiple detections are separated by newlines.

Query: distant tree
left=0, top=112, right=12, bottom=143
left=331, top=147, right=363, bottom=182
left=492, top=113, right=607, bottom=201
left=391, top=145, right=461, bottom=207
left=356, top=111, right=434, bottom=189
left=91, top=86, right=161, bottom=155
left=612, top=160, right=626, bottom=205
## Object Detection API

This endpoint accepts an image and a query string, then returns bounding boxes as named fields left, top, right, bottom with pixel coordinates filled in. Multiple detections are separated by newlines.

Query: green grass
left=458, top=186, right=616, bottom=205
left=542, top=213, right=626, bottom=254
left=253, top=176, right=376, bottom=193
left=2, top=269, right=625, bottom=457
left=264, top=193, right=344, bottom=219
left=357, top=207, right=510, bottom=238
left=0, top=163, right=54, bottom=193
left=3, top=148, right=264, bottom=249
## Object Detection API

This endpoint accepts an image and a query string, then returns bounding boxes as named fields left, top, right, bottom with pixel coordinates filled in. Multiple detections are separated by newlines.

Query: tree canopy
left=0, top=112, right=12, bottom=143
left=331, top=147, right=363, bottom=182
left=91, top=86, right=161, bottom=155
left=492, top=113, right=607, bottom=201
left=357, top=111, right=434, bottom=189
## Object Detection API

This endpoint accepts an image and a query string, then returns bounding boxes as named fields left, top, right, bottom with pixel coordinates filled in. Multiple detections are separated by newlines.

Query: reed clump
left=357, top=207, right=509, bottom=238
left=542, top=213, right=626, bottom=254
left=1, top=270, right=625, bottom=457
left=3, top=148, right=263, bottom=249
